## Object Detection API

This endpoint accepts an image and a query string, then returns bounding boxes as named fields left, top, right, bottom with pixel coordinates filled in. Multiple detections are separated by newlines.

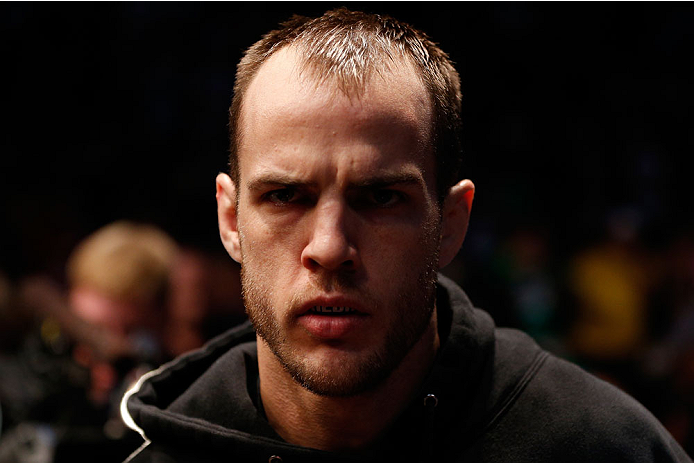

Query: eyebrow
left=245, top=171, right=423, bottom=192
left=246, top=174, right=317, bottom=192
left=348, top=172, right=423, bottom=189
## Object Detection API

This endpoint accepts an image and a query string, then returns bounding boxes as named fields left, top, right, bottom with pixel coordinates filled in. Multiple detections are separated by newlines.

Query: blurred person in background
left=0, top=221, right=178, bottom=462
left=567, top=207, right=653, bottom=387
left=64, top=221, right=178, bottom=407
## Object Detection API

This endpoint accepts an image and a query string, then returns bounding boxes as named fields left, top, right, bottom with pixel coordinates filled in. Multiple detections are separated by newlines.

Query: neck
left=257, top=311, right=439, bottom=451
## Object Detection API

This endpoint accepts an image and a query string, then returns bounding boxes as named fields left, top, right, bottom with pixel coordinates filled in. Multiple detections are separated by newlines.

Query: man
left=122, top=8, right=692, bottom=462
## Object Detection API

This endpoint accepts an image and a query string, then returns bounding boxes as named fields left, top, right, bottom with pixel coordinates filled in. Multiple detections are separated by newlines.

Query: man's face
left=223, top=47, right=444, bottom=396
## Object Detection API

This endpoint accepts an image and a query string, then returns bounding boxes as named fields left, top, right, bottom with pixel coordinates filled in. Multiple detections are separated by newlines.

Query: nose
left=301, top=201, right=360, bottom=272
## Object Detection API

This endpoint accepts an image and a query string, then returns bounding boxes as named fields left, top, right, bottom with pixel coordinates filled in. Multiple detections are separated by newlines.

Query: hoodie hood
left=122, top=275, right=546, bottom=462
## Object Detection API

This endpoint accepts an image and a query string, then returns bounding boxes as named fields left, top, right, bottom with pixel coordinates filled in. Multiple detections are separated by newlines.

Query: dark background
left=2, top=2, right=694, bottom=451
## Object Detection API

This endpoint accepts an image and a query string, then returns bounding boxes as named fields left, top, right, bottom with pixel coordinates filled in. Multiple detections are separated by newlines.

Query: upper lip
left=298, top=296, right=367, bottom=316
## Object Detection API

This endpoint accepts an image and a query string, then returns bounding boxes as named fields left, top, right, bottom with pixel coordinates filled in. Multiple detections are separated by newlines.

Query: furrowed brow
left=349, top=172, right=423, bottom=189
left=246, top=174, right=318, bottom=192
left=245, top=171, right=424, bottom=192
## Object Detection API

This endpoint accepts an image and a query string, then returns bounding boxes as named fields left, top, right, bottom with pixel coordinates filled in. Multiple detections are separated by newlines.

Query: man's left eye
left=369, top=189, right=402, bottom=207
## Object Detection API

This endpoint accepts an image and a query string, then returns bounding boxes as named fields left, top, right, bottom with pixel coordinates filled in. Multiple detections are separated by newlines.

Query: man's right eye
left=264, top=188, right=298, bottom=205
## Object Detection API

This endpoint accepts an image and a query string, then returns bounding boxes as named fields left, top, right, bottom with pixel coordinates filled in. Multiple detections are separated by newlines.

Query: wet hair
left=228, top=8, right=463, bottom=202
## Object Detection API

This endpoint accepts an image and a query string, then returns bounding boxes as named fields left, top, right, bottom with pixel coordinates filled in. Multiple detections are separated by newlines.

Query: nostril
left=305, top=257, right=320, bottom=270
left=305, top=258, right=353, bottom=271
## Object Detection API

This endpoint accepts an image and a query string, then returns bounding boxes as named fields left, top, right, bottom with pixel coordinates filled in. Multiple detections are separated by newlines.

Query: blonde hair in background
left=66, top=221, right=178, bottom=304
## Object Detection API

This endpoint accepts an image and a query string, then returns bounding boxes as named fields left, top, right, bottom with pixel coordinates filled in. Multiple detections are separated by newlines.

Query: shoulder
left=482, top=328, right=692, bottom=462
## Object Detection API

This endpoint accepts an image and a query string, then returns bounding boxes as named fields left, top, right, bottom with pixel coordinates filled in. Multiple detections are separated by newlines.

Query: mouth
left=298, top=301, right=368, bottom=339
left=307, top=305, right=358, bottom=314
left=299, top=297, right=366, bottom=316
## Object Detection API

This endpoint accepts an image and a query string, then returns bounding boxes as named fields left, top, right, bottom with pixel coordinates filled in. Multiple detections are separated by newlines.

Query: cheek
left=363, top=226, right=439, bottom=282
left=238, top=221, right=304, bottom=278
left=371, top=212, right=440, bottom=252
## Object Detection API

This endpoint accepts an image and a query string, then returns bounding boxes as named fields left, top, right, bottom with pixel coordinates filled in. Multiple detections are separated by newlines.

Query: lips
left=298, top=299, right=368, bottom=339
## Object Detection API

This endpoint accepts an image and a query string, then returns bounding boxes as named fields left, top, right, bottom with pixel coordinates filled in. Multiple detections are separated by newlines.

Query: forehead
left=237, top=46, right=434, bottom=178
left=243, top=45, right=430, bottom=120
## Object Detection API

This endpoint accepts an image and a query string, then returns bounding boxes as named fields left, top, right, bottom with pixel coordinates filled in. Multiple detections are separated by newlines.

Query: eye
left=368, top=189, right=404, bottom=208
left=264, top=188, right=298, bottom=205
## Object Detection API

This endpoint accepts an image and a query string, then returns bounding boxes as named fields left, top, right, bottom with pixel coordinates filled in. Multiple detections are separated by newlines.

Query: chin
left=275, top=334, right=413, bottom=397
left=292, top=357, right=393, bottom=398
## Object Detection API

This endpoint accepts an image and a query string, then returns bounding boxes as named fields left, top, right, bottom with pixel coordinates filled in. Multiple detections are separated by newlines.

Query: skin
left=69, top=287, right=147, bottom=404
left=216, top=46, right=474, bottom=451
left=69, top=286, right=146, bottom=337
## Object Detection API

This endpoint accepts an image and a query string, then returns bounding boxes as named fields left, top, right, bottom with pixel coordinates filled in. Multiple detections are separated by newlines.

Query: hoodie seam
left=121, top=364, right=170, bottom=440
left=123, top=439, right=151, bottom=462
left=479, top=350, right=549, bottom=437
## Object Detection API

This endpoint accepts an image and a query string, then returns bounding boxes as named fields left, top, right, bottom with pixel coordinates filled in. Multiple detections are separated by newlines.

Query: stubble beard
left=240, top=226, right=441, bottom=398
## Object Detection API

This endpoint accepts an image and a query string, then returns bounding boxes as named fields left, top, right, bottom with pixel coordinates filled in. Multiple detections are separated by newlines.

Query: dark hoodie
left=122, top=276, right=691, bottom=462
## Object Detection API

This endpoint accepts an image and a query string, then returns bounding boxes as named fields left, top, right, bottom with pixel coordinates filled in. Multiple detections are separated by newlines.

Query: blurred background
left=1, top=2, right=693, bottom=460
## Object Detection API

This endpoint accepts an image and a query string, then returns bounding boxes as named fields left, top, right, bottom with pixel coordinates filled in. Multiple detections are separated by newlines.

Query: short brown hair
left=228, top=8, right=463, bottom=202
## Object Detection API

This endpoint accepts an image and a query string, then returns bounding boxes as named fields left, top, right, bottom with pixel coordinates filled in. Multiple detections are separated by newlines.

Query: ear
left=438, top=179, right=475, bottom=269
left=216, top=173, right=242, bottom=263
